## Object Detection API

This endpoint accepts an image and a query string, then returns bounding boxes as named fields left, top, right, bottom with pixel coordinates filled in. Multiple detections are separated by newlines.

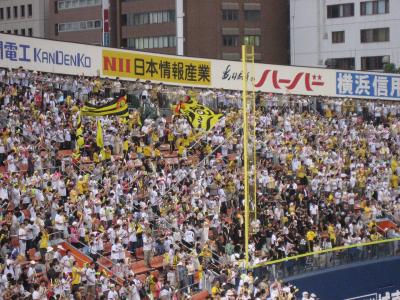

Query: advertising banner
left=102, top=49, right=211, bottom=86
left=212, top=61, right=400, bottom=100
left=212, top=60, right=336, bottom=97
left=336, top=71, right=400, bottom=100
left=0, top=33, right=101, bottom=76
left=1, top=33, right=400, bottom=101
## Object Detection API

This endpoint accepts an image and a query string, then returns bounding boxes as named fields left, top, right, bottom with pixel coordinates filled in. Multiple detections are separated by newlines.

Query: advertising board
left=1, top=33, right=400, bottom=101
left=102, top=49, right=211, bottom=86
left=0, top=33, right=100, bottom=76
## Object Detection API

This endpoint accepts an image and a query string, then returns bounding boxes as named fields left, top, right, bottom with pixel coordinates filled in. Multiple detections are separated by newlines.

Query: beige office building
left=0, top=0, right=49, bottom=37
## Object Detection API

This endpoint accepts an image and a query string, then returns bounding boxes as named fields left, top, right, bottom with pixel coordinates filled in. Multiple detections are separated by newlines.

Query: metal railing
left=69, top=238, right=116, bottom=267
left=248, top=237, right=400, bottom=282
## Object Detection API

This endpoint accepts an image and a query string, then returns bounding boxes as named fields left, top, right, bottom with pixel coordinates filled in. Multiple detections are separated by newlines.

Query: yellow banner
left=102, top=49, right=211, bottom=86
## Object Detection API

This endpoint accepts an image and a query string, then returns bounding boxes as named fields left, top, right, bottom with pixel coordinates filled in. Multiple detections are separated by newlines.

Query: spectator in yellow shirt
left=151, top=131, right=159, bottom=144
left=143, top=145, right=152, bottom=158
left=154, top=148, right=161, bottom=159
left=104, top=147, right=112, bottom=161
left=123, top=139, right=129, bottom=159
left=136, top=144, right=143, bottom=159
left=167, top=131, right=175, bottom=153
left=328, top=224, right=336, bottom=246
left=76, top=177, right=84, bottom=195
left=306, top=229, right=316, bottom=252
left=211, top=281, right=221, bottom=297
left=93, top=152, right=100, bottom=163
left=391, top=173, right=398, bottom=189
left=177, top=145, right=186, bottom=158
left=71, top=261, right=83, bottom=294
left=39, top=229, right=49, bottom=259
left=364, top=203, right=372, bottom=220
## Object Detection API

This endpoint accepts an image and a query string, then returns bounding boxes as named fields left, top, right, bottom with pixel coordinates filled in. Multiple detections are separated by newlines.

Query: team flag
left=96, top=119, right=104, bottom=149
left=76, top=112, right=83, bottom=138
left=96, top=119, right=106, bottom=160
left=76, top=113, right=85, bottom=150
left=72, top=111, right=84, bottom=161
left=173, top=97, right=223, bottom=131
left=81, top=96, right=129, bottom=117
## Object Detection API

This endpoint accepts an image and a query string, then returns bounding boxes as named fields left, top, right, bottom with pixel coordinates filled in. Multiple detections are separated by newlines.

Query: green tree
left=384, top=63, right=398, bottom=73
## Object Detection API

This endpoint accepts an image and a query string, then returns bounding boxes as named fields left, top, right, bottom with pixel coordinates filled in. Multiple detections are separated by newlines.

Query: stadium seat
left=191, top=290, right=209, bottom=300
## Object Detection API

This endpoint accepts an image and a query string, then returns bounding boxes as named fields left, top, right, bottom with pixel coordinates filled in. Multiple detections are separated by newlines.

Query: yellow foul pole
left=250, top=46, right=257, bottom=221
left=242, top=45, right=250, bottom=270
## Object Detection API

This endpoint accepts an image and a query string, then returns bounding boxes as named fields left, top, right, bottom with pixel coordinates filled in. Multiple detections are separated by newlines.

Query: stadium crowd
left=0, top=67, right=398, bottom=299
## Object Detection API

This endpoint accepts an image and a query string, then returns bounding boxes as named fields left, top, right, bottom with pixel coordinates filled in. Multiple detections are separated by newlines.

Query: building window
left=127, top=35, right=176, bottom=50
left=244, top=10, right=261, bottom=21
left=332, top=31, right=345, bottom=43
left=0, top=8, right=3, bottom=20
left=132, top=13, right=148, bottom=26
left=244, top=35, right=260, bottom=46
left=28, top=28, right=32, bottom=36
left=121, top=14, right=127, bottom=26
left=223, top=35, right=238, bottom=47
left=6, top=7, right=10, bottom=19
left=150, top=11, right=175, bottom=24
left=360, top=0, right=389, bottom=15
left=13, top=6, right=18, bottom=18
left=58, top=0, right=101, bottom=10
left=222, top=9, right=238, bottom=21
left=361, top=56, right=385, bottom=70
left=361, top=27, right=389, bottom=43
left=13, top=29, right=18, bottom=35
left=126, top=10, right=175, bottom=26
left=7, top=30, right=11, bottom=34
left=21, top=28, right=25, bottom=35
left=327, top=3, right=354, bottom=18
left=20, top=5, right=25, bottom=17
left=121, top=38, right=127, bottom=48
left=58, top=20, right=102, bottom=32
left=327, top=57, right=355, bottom=70
left=28, top=4, right=32, bottom=17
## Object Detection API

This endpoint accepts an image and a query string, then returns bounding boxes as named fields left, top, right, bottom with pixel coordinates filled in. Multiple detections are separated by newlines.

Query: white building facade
left=290, top=0, right=400, bottom=71
left=0, top=0, right=49, bottom=38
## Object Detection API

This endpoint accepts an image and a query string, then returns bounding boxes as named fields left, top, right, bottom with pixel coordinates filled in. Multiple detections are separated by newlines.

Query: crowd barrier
left=248, top=237, right=400, bottom=281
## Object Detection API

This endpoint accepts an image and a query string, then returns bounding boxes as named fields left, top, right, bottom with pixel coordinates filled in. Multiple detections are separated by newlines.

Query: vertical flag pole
left=251, top=46, right=257, bottom=222
left=242, top=45, right=250, bottom=270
